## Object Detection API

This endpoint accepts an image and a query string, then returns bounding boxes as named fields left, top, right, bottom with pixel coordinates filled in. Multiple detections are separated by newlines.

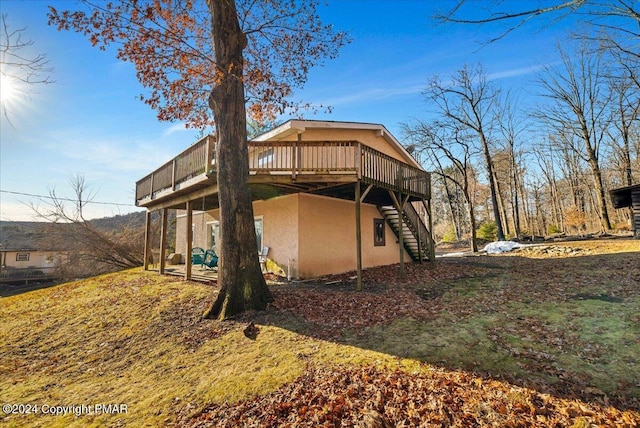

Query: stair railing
left=402, top=201, right=434, bottom=261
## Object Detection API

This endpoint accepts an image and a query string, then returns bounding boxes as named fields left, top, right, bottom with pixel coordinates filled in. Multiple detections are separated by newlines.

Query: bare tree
left=30, top=174, right=145, bottom=278
left=495, top=91, right=528, bottom=239
left=534, top=142, right=565, bottom=233
left=436, top=0, right=639, bottom=56
left=535, top=43, right=613, bottom=231
left=404, top=121, right=480, bottom=252
left=607, top=58, right=640, bottom=187
left=0, top=14, right=53, bottom=124
left=424, top=64, right=506, bottom=241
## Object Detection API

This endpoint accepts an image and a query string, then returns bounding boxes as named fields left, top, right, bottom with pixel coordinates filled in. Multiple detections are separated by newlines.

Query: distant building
left=0, top=222, right=69, bottom=284
left=610, top=183, right=640, bottom=239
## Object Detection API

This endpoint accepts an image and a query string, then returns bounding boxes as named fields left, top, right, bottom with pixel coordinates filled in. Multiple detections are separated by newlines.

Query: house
left=609, top=183, right=640, bottom=239
left=0, top=222, right=68, bottom=284
left=135, top=120, right=434, bottom=281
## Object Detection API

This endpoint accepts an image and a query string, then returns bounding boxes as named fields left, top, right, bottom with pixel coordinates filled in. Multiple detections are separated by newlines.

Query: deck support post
left=422, top=198, right=436, bottom=262
left=159, top=208, right=168, bottom=274
left=355, top=181, right=362, bottom=291
left=355, top=183, right=374, bottom=291
left=185, top=201, right=193, bottom=280
left=143, top=210, right=152, bottom=271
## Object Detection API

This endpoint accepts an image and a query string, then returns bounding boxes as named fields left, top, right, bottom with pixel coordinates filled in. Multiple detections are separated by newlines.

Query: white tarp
left=482, top=241, right=527, bottom=254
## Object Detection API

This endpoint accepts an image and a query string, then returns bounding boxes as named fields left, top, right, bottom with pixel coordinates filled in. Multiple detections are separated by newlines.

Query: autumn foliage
left=47, top=0, right=349, bottom=129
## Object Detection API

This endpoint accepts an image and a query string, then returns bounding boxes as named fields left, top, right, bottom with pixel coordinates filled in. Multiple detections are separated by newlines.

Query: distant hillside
left=89, top=211, right=147, bottom=231
left=0, top=210, right=175, bottom=251
left=0, top=221, right=52, bottom=251
left=0, top=213, right=146, bottom=251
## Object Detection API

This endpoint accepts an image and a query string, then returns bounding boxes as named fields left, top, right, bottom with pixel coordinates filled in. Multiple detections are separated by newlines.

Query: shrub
left=476, top=222, right=498, bottom=241
left=547, top=224, right=562, bottom=235
left=442, top=225, right=458, bottom=243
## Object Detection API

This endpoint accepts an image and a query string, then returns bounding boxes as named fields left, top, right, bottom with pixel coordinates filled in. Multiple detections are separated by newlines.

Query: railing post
left=172, top=159, right=177, bottom=191
left=206, top=135, right=214, bottom=176
left=292, top=136, right=298, bottom=179
left=356, top=143, right=362, bottom=180
left=149, top=173, right=155, bottom=200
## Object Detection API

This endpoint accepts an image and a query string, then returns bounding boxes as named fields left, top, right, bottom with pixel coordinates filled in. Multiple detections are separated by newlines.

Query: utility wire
left=0, top=189, right=136, bottom=207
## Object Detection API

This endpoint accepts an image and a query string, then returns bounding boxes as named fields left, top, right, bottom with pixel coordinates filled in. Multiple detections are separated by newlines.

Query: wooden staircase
left=379, top=202, right=434, bottom=262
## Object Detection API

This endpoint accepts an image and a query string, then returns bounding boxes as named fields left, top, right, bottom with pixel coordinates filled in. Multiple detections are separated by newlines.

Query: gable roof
left=252, top=120, right=423, bottom=170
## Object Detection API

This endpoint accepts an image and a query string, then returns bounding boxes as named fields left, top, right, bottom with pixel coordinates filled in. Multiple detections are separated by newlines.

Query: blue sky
left=0, top=0, right=575, bottom=221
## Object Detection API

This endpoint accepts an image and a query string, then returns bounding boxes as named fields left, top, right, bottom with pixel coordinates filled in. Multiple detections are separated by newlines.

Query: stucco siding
left=176, top=192, right=411, bottom=279
left=252, top=194, right=299, bottom=276
left=297, top=193, right=408, bottom=278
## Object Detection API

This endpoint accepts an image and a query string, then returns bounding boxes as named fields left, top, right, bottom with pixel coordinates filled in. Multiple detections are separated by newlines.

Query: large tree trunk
left=581, top=127, right=612, bottom=231
left=480, top=135, right=506, bottom=241
left=588, top=160, right=612, bottom=232
left=203, top=0, right=272, bottom=320
left=466, top=198, right=478, bottom=252
left=510, top=157, right=522, bottom=239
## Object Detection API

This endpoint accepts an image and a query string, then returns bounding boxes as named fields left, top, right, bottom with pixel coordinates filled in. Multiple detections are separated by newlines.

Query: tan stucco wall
left=252, top=194, right=299, bottom=276
left=175, top=192, right=410, bottom=279
left=297, top=193, right=408, bottom=278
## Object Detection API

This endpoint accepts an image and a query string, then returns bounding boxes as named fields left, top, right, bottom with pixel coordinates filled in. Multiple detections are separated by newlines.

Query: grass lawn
left=1, top=238, right=639, bottom=426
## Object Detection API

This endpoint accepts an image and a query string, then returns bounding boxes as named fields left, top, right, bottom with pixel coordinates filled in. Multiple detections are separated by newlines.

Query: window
left=257, top=148, right=275, bottom=167
left=16, top=253, right=30, bottom=261
left=374, top=219, right=385, bottom=246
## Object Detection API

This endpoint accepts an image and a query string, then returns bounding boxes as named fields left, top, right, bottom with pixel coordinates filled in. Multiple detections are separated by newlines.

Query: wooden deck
left=0, top=267, right=60, bottom=285
left=135, top=136, right=430, bottom=210
left=138, top=130, right=435, bottom=284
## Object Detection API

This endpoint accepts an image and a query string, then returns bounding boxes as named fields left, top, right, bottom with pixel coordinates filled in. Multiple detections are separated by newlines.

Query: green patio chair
left=202, top=249, right=218, bottom=270
left=191, top=247, right=205, bottom=265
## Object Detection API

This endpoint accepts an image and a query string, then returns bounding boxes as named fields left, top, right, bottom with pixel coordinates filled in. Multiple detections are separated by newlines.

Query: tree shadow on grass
left=254, top=250, right=640, bottom=413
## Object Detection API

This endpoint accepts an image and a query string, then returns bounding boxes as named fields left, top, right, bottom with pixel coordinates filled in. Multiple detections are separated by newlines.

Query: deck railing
left=248, top=141, right=358, bottom=175
left=136, top=136, right=213, bottom=201
left=136, top=138, right=429, bottom=203
left=361, top=145, right=429, bottom=196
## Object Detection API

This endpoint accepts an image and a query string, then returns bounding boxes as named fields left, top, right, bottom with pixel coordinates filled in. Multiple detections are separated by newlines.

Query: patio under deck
left=155, top=264, right=288, bottom=285
left=159, top=265, right=218, bottom=283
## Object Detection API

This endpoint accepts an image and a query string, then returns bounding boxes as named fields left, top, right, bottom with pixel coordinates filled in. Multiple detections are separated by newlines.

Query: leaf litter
left=182, top=239, right=640, bottom=427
